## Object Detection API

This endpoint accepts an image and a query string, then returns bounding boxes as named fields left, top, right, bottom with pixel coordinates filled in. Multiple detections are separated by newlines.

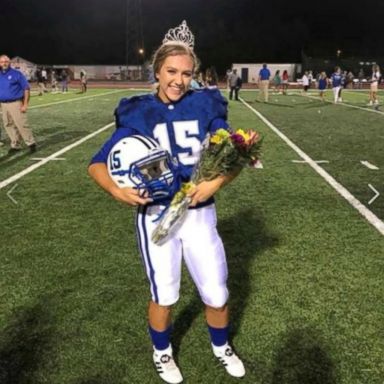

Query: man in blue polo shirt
left=0, top=54, right=36, bottom=154
left=258, top=63, right=271, bottom=102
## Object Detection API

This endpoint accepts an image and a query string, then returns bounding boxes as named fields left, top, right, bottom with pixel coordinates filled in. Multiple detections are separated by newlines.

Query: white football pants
left=136, top=204, right=228, bottom=308
left=332, top=86, right=341, bottom=102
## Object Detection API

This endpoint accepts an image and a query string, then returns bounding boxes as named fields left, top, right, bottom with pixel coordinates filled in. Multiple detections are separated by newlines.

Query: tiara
left=162, top=20, right=195, bottom=49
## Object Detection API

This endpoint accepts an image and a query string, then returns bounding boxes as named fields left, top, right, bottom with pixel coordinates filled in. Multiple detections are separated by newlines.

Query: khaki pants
left=1, top=101, right=35, bottom=148
left=259, top=80, right=270, bottom=102
left=38, top=82, right=47, bottom=95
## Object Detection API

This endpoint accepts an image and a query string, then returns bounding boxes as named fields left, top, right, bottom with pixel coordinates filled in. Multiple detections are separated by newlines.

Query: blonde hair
left=151, top=43, right=199, bottom=80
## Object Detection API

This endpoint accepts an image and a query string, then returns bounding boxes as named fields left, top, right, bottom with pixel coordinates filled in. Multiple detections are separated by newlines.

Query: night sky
left=1, top=0, right=383, bottom=74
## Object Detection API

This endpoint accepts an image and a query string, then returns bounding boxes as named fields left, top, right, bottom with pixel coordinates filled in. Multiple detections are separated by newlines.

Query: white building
left=231, top=63, right=301, bottom=83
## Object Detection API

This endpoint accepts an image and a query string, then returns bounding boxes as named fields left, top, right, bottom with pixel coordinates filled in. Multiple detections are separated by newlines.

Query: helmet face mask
left=107, top=136, right=178, bottom=202
left=136, top=153, right=170, bottom=181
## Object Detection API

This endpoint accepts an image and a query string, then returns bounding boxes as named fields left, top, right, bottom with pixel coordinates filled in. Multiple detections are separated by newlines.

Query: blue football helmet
left=107, top=135, right=178, bottom=201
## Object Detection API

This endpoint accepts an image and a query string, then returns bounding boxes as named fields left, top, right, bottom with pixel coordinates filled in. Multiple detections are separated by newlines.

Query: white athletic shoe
left=368, top=101, right=373, bottom=106
left=213, top=343, right=245, bottom=378
left=153, top=346, right=183, bottom=384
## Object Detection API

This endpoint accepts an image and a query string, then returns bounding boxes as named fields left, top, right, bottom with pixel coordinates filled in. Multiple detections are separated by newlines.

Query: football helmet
left=107, top=135, right=178, bottom=201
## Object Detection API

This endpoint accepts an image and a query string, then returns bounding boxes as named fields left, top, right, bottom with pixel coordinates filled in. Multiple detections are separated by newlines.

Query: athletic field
left=0, top=87, right=383, bottom=383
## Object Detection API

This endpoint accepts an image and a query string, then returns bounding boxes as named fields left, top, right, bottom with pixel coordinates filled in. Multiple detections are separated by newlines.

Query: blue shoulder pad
left=114, top=93, right=154, bottom=130
left=191, top=88, right=228, bottom=121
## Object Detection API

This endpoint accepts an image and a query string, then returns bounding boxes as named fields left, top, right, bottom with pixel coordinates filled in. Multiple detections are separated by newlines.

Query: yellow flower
left=210, top=128, right=230, bottom=144
left=210, top=134, right=223, bottom=144
left=216, top=128, right=230, bottom=139
left=235, top=129, right=250, bottom=142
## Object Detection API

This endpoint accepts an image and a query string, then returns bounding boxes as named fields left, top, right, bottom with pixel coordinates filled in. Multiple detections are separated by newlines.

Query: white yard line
left=0, top=122, right=114, bottom=190
left=299, top=92, right=384, bottom=116
left=360, top=161, right=379, bottom=170
left=240, top=97, right=384, bottom=236
left=30, top=157, right=66, bottom=161
left=292, top=160, right=329, bottom=164
left=29, top=89, right=128, bottom=109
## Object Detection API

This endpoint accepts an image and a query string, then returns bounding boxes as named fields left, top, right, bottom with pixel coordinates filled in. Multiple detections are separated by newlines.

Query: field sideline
left=0, top=88, right=383, bottom=383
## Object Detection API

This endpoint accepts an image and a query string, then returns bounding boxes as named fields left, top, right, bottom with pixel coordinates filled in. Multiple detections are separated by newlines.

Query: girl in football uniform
left=88, top=21, right=245, bottom=384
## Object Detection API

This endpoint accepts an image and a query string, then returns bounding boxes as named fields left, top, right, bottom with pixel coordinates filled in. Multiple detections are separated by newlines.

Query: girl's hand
left=187, top=178, right=224, bottom=207
left=111, top=186, right=153, bottom=206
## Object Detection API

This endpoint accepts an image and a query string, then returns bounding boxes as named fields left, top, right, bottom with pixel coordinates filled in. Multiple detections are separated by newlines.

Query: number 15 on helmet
left=107, top=135, right=179, bottom=202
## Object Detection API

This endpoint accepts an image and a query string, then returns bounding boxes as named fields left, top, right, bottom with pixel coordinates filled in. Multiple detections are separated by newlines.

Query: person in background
left=190, top=72, right=203, bottom=89
left=346, top=71, right=354, bottom=89
left=302, top=71, right=309, bottom=93
left=51, top=69, right=59, bottom=93
left=205, top=66, right=219, bottom=89
left=331, top=66, right=342, bottom=103
left=41, top=67, right=47, bottom=88
left=368, top=64, right=381, bottom=106
left=272, top=70, right=282, bottom=94
left=318, top=71, right=328, bottom=101
left=337, top=70, right=347, bottom=102
left=228, top=69, right=241, bottom=101
left=80, top=69, right=87, bottom=93
left=282, top=70, right=289, bottom=95
left=258, top=63, right=271, bottom=102
left=358, top=68, right=365, bottom=89
left=0, top=54, right=36, bottom=154
left=61, top=69, right=69, bottom=93
left=308, top=70, right=314, bottom=89
left=36, top=67, right=47, bottom=96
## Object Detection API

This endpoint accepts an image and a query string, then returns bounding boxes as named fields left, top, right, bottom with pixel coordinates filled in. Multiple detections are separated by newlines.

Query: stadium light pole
left=138, top=48, right=144, bottom=80
left=125, top=0, right=129, bottom=65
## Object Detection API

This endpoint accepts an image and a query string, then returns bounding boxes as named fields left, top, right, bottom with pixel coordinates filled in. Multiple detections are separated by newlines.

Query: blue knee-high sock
left=148, top=324, right=172, bottom=351
left=207, top=324, right=229, bottom=347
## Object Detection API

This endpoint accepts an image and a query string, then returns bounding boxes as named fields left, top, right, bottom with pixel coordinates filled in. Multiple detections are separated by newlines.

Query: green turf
left=0, top=88, right=383, bottom=383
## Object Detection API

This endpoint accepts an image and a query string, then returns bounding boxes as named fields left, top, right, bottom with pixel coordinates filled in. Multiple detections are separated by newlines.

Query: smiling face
left=156, top=54, right=194, bottom=103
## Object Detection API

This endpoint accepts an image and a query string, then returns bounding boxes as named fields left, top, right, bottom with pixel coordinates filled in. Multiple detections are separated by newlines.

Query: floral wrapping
left=151, top=128, right=263, bottom=244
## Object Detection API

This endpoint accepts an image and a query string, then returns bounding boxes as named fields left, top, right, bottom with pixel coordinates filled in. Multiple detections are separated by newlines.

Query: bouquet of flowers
left=151, top=128, right=262, bottom=244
